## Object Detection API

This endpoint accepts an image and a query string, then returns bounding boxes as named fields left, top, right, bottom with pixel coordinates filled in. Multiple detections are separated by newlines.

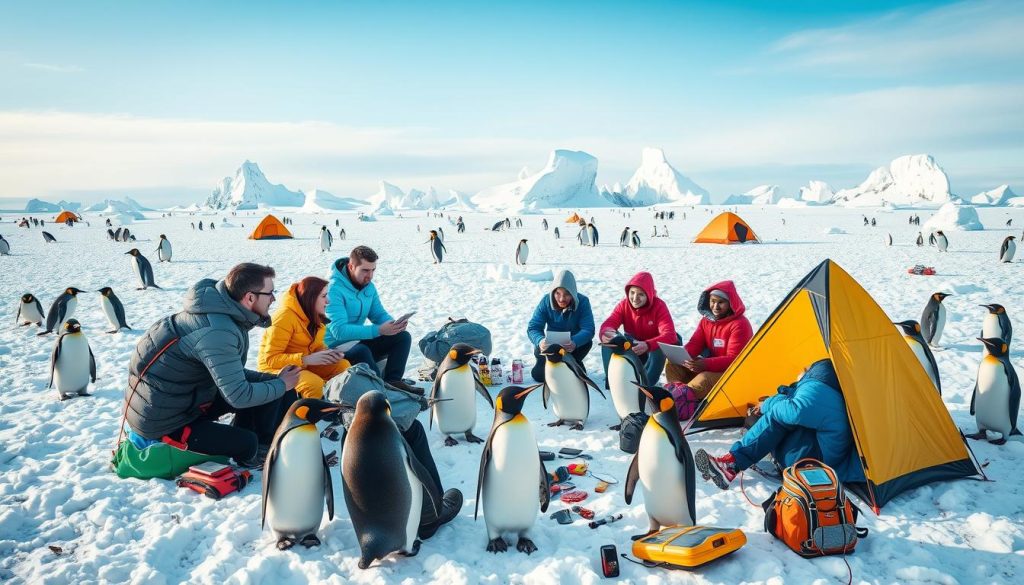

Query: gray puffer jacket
left=124, top=279, right=285, bottom=439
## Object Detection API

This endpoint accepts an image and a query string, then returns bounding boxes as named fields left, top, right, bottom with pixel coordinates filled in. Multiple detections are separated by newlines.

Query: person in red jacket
left=666, top=280, right=753, bottom=400
left=599, top=272, right=678, bottom=384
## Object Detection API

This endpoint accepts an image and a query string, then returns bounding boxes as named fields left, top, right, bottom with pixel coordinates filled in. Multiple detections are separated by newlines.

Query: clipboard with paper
left=659, top=342, right=693, bottom=366
left=544, top=331, right=572, bottom=346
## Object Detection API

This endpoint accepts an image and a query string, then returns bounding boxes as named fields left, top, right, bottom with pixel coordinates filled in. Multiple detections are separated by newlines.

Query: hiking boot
left=694, top=449, right=737, bottom=490
left=387, top=379, right=425, bottom=396
left=418, top=488, right=464, bottom=539
left=237, top=444, right=271, bottom=469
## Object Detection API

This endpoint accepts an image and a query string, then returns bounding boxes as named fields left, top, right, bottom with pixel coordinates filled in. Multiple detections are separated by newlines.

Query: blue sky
left=1, top=0, right=1021, bottom=207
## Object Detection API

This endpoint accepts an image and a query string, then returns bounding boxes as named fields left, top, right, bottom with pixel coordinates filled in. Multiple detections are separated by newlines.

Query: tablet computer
left=659, top=343, right=692, bottom=365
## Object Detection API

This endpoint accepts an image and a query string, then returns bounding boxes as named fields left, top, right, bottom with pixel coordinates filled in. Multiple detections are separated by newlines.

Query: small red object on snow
left=560, top=490, right=589, bottom=503
left=907, top=265, right=936, bottom=275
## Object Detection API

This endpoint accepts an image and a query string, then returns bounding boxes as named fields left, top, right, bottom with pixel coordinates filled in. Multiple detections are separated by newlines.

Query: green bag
left=111, top=440, right=228, bottom=480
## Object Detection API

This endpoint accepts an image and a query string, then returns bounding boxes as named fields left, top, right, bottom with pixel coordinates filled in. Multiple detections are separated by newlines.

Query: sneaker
left=694, top=449, right=737, bottom=490
left=418, top=488, right=464, bottom=539
left=387, top=379, right=425, bottom=396
left=237, top=443, right=271, bottom=469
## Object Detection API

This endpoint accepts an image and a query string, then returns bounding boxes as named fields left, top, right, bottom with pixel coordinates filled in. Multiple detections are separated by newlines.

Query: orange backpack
left=761, top=458, right=868, bottom=558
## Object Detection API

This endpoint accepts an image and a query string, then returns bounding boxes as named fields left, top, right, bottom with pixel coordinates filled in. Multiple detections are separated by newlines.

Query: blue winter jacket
left=760, top=360, right=865, bottom=483
left=324, top=260, right=394, bottom=347
left=527, top=269, right=596, bottom=349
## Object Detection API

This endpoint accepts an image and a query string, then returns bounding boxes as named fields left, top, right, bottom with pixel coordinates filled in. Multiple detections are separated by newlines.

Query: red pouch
left=177, top=463, right=251, bottom=500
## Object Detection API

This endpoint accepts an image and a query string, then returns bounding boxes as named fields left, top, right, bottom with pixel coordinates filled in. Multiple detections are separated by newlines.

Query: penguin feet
left=324, top=450, right=339, bottom=467
left=299, top=534, right=321, bottom=548
left=609, top=424, right=622, bottom=431
left=516, top=537, right=538, bottom=554
left=399, top=540, right=421, bottom=557
left=464, top=432, right=484, bottom=444
left=276, top=536, right=296, bottom=551
left=989, top=437, right=1008, bottom=446
left=630, top=530, right=658, bottom=542
left=486, top=538, right=508, bottom=553
left=965, top=430, right=988, bottom=440
left=547, top=420, right=565, bottom=428
left=570, top=423, right=584, bottom=431
left=444, top=436, right=459, bottom=447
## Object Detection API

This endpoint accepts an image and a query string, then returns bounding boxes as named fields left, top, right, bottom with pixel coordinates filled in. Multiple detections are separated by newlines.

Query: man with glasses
left=123, top=263, right=301, bottom=468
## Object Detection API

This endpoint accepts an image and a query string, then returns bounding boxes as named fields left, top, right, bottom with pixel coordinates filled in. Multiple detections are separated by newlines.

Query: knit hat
left=709, top=289, right=729, bottom=301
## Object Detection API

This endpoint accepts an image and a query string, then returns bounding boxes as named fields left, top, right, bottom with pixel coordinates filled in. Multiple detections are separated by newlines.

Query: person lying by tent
left=257, top=276, right=351, bottom=399
left=599, top=272, right=678, bottom=384
left=694, top=359, right=865, bottom=490
left=665, top=281, right=753, bottom=403
left=526, top=269, right=595, bottom=383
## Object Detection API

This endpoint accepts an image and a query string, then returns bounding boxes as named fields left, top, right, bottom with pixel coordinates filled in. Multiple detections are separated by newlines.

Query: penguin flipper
left=655, top=411, right=698, bottom=522
left=322, top=451, right=335, bottom=521
left=48, top=336, right=62, bottom=388
left=567, top=356, right=604, bottom=399
left=34, top=300, right=44, bottom=322
left=114, top=299, right=128, bottom=330
left=970, top=381, right=977, bottom=415
left=473, top=374, right=494, bottom=408
left=538, top=454, right=550, bottom=513
left=541, top=383, right=549, bottom=410
left=403, top=436, right=442, bottom=516
left=1004, top=360, right=1021, bottom=433
left=89, top=346, right=97, bottom=382
left=261, top=439, right=281, bottom=529
left=475, top=427, right=497, bottom=520
left=624, top=453, right=639, bottom=505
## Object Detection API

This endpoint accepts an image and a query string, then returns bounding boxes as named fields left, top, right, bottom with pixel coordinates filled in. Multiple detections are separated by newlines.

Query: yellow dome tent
left=693, top=211, right=759, bottom=244
left=565, top=212, right=581, bottom=223
left=55, top=211, right=80, bottom=223
left=249, top=214, right=293, bottom=240
left=688, top=259, right=981, bottom=511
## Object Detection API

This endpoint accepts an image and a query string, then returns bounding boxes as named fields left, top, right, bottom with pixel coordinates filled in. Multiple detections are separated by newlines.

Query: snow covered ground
left=1, top=205, right=1023, bottom=584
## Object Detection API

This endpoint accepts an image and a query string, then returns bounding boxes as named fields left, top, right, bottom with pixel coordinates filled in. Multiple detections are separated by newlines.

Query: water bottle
left=490, top=358, right=502, bottom=386
left=478, top=356, right=492, bottom=386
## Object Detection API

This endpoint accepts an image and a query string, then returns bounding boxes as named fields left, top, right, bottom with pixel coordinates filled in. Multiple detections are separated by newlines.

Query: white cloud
left=770, top=0, right=1024, bottom=75
left=22, top=63, right=85, bottom=73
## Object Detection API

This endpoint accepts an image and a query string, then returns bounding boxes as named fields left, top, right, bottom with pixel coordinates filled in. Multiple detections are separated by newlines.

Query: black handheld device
left=600, top=544, right=619, bottom=577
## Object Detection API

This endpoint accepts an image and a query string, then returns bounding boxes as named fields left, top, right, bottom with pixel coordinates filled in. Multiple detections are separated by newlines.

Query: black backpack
left=619, top=412, right=649, bottom=454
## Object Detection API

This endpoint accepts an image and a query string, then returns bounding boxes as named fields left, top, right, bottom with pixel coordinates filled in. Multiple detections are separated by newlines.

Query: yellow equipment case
left=631, top=525, right=746, bottom=569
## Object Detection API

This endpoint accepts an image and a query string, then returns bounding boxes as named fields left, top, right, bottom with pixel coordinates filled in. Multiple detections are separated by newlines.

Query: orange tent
left=693, top=212, right=759, bottom=244
left=565, top=212, right=581, bottom=223
left=55, top=211, right=79, bottom=223
left=249, top=214, right=293, bottom=240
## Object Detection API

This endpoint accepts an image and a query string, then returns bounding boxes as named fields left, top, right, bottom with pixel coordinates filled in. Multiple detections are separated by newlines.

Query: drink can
left=512, top=359, right=524, bottom=384
left=490, top=358, right=502, bottom=385
left=478, top=356, right=492, bottom=386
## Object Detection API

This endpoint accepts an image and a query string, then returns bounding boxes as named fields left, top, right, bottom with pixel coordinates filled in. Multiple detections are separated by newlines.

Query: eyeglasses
left=252, top=290, right=276, bottom=299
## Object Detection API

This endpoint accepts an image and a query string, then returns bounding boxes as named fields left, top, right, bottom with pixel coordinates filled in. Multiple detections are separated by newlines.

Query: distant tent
left=565, top=212, right=581, bottom=223
left=693, top=212, right=759, bottom=244
left=55, top=211, right=79, bottom=223
left=249, top=214, right=293, bottom=240
left=689, top=259, right=980, bottom=511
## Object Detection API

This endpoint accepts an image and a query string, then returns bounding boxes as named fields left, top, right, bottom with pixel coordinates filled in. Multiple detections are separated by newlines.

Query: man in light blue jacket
left=526, top=269, right=595, bottom=382
left=325, top=246, right=418, bottom=393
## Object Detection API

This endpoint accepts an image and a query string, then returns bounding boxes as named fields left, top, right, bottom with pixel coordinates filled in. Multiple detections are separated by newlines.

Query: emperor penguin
left=319, top=226, right=333, bottom=253
left=928, top=232, right=936, bottom=246
left=48, top=319, right=96, bottom=400
left=343, top=391, right=442, bottom=568
left=553, top=226, right=560, bottom=239
left=619, top=227, right=631, bottom=247
left=504, top=217, right=511, bottom=230
left=600, top=335, right=649, bottom=428
left=587, top=223, right=599, bottom=246
left=662, top=224, right=669, bottom=237
left=263, top=399, right=343, bottom=550
left=16, top=293, right=45, bottom=326
left=540, top=344, right=605, bottom=430
left=631, top=230, right=641, bottom=248
left=576, top=226, right=590, bottom=247
left=97, top=287, right=131, bottom=333
left=935, top=230, right=948, bottom=252
left=981, top=304, right=1012, bottom=348
left=515, top=239, right=529, bottom=266
left=490, top=220, right=503, bottom=232
left=39, top=287, right=84, bottom=336
left=125, top=249, right=160, bottom=289
left=541, top=218, right=548, bottom=231
left=155, top=234, right=172, bottom=262
left=0, top=235, right=10, bottom=255
left=916, top=232, right=924, bottom=247
left=651, top=225, right=658, bottom=238
left=120, top=228, right=131, bottom=242
left=428, top=230, right=447, bottom=264
left=42, top=231, right=56, bottom=243
left=198, top=221, right=204, bottom=231
left=106, top=228, right=117, bottom=241
left=340, top=228, right=346, bottom=240
left=437, top=226, right=445, bottom=241
left=625, top=384, right=697, bottom=540
left=967, top=338, right=1021, bottom=445
left=894, top=320, right=941, bottom=394
left=430, top=343, right=494, bottom=446
left=476, top=384, right=550, bottom=554
left=114, top=227, right=123, bottom=241
left=1000, top=236, right=1016, bottom=263
left=921, top=292, right=951, bottom=347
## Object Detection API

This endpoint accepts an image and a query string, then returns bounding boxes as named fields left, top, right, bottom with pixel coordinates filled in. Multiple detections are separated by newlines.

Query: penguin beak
left=467, top=349, right=481, bottom=355
left=514, top=383, right=543, bottom=400
left=632, top=382, right=655, bottom=401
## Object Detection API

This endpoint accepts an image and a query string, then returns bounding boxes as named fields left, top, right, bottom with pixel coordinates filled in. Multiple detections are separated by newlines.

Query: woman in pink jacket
left=599, top=272, right=678, bottom=384
left=666, top=280, right=753, bottom=400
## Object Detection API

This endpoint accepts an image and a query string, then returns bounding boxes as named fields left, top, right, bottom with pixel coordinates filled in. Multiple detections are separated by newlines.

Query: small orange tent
left=565, top=212, right=581, bottom=223
left=55, top=211, right=79, bottom=223
left=249, top=214, right=293, bottom=240
left=693, top=212, right=759, bottom=244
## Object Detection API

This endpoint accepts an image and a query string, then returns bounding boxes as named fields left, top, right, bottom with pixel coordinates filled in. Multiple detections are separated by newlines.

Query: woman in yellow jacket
left=259, top=276, right=350, bottom=399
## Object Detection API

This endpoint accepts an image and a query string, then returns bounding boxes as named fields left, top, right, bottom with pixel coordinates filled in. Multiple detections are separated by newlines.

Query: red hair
left=295, top=276, right=329, bottom=338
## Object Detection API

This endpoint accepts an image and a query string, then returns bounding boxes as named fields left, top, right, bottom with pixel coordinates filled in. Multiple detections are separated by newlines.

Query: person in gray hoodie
left=123, top=263, right=300, bottom=467
left=526, top=269, right=595, bottom=382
